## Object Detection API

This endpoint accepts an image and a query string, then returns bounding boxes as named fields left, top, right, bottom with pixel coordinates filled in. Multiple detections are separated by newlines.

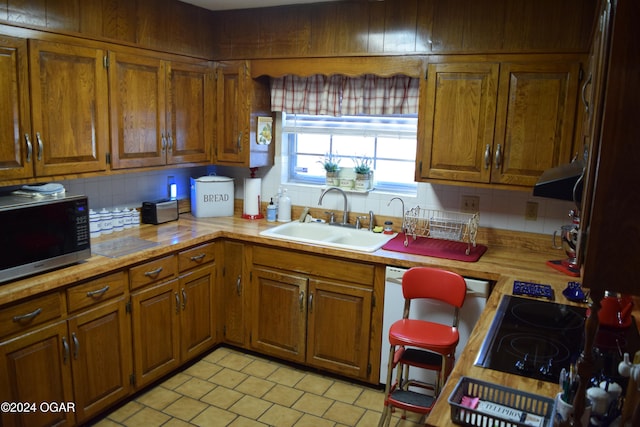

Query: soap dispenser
left=277, top=189, right=291, bottom=222
left=266, top=198, right=277, bottom=222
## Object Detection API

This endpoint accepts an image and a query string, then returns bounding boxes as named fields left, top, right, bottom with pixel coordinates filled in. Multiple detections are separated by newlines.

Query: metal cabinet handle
left=144, top=267, right=163, bottom=277
left=299, top=291, right=305, bottom=312
left=190, top=253, right=206, bottom=262
left=25, top=134, right=32, bottom=163
left=494, top=143, right=502, bottom=169
left=161, top=133, right=167, bottom=152
left=484, top=144, right=491, bottom=169
left=86, top=285, right=109, bottom=298
left=236, top=275, right=242, bottom=296
left=181, top=288, right=187, bottom=310
left=168, top=135, right=173, bottom=152
left=581, top=73, right=593, bottom=114
left=71, top=332, right=79, bottom=360
left=62, top=337, right=70, bottom=363
left=36, top=132, right=43, bottom=161
left=174, top=292, right=180, bottom=314
left=308, top=292, right=314, bottom=313
left=12, top=307, right=42, bottom=323
left=237, top=132, right=243, bottom=152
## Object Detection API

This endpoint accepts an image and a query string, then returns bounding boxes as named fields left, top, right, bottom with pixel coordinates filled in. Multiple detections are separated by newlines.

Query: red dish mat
left=382, top=233, right=488, bottom=262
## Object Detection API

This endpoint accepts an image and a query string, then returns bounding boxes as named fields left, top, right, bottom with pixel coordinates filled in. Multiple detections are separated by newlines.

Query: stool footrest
left=388, top=389, right=436, bottom=410
left=400, top=348, right=443, bottom=367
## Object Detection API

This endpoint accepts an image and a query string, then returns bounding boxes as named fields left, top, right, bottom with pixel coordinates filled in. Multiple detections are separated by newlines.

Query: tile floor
left=93, top=347, right=426, bottom=427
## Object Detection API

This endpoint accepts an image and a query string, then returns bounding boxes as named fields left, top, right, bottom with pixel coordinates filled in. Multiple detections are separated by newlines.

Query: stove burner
left=511, top=300, right=585, bottom=330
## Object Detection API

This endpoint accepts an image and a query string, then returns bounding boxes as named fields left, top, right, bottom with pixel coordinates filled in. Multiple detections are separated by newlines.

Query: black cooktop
left=475, top=295, right=587, bottom=383
left=475, top=295, right=640, bottom=384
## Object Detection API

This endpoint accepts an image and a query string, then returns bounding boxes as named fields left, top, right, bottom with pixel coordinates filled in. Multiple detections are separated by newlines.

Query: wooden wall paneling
left=94, top=0, right=137, bottom=45
left=503, top=0, right=596, bottom=52
left=259, top=5, right=309, bottom=58
left=41, top=0, right=79, bottom=31
left=366, top=0, right=385, bottom=53
left=334, top=2, right=371, bottom=55
left=429, top=0, right=465, bottom=52
left=7, top=0, right=46, bottom=27
left=308, top=3, right=337, bottom=57
left=461, top=0, right=505, bottom=52
left=382, top=0, right=418, bottom=53
left=415, top=0, right=435, bottom=53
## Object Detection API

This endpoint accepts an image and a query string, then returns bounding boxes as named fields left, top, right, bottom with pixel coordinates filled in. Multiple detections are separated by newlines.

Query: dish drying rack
left=403, top=207, right=479, bottom=255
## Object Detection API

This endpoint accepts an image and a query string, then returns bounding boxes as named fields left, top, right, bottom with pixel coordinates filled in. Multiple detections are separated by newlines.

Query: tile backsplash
left=1, top=163, right=575, bottom=237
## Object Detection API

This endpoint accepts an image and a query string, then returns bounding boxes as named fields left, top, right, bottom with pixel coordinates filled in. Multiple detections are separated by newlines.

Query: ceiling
left=178, top=0, right=342, bottom=11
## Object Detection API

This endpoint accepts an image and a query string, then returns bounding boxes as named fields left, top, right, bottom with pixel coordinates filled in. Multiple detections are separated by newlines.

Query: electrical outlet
left=461, top=195, right=479, bottom=213
left=525, top=201, right=538, bottom=221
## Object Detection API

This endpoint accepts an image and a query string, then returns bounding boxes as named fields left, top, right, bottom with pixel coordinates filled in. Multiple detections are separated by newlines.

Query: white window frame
left=283, top=113, right=418, bottom=194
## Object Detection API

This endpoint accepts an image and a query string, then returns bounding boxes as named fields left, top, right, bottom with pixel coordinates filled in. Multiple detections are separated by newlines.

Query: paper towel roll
left=243, top=178, right=262, bottom=216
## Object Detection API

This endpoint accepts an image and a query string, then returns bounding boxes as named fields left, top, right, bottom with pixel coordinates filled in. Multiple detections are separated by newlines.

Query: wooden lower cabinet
left=131, top=278, right=181, bottom=389
left=0, top=296, right=131, bottom=427
left=251, top=267, right=308, bottom=363
left=131, top=263, right=216, bottom=389
left=0, top=321, right=75, bottom=427
left=67, top=296, right=132, bottom=423
left=250, top=247, right=376, bottom=381
left=179, top=264, right=217, bottom=362
left=307, top=278, right=372, bottom=379
left=221, top=241, right=248, bottom=347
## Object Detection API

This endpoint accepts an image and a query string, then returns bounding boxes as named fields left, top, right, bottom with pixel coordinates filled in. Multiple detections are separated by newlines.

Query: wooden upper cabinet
left=108, top=52, right=166, bottom=169
left=0, top=34, right=32, bottom=181
left=29, top=40, right=109, bottom=177
left=108, top=51, right=214, bottom=169
left=492, top=61, right=580, bottom=186
left=166, top=61, right=215, bottom=165
left=215, top=60, right=274, bottom=168
left=216, top=61, right=248, bottom=164
left=418, top=62, right=499, bottom=182
left=418, top=57, right=581, bottom=188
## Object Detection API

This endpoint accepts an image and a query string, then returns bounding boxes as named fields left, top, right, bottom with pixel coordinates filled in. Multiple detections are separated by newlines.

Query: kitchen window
left=283, top=113, right=418, bottom=193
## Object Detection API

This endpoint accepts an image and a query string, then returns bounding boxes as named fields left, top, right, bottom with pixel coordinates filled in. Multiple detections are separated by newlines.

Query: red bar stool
left=378, top=267, right=466, bottom=427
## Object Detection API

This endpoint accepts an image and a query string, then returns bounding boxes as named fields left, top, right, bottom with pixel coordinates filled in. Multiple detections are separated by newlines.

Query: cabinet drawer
left=178, top=242, right=215, bottom=272
left=67, top=271, right=127, bottom=312
left=129, top=254, right=178, bottom=290
left=0, top=293, right=63, bottom=339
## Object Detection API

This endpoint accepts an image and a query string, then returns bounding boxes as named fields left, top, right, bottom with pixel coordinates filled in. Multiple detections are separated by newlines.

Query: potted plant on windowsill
left=353, top=155, right=373, bottom=191
left=318, top=153, right=341, bottom=186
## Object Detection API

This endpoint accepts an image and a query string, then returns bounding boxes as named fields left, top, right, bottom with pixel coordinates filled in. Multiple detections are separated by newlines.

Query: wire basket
left=448, top=377, right=555, bottom=427
left=403, top=207, right=479, bottom=255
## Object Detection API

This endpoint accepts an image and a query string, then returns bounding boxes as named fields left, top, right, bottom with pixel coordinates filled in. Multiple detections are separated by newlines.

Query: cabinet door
left=221, top=241, right=247, bottom=347
left=307, top=278, right=372, bottom=380
left=29, top=40, right=109, bottom=176
left=167, top=61, right=215, bottom=165
left=67, top=296, right=132, bottom=423
left=0, top=34, right=32, bottom=180
left=108, top=51, right=167, bottom=169
left=179, top=264, right=216, bottom=362
left=418, top=62, right=499, bottom=182
left=0, top=321, right=74, bottom=427
left=131, top=278, right=180, bottom=389
left=251, top=267, right=308, bottom=363
left=215, top=61, right=249, bottom=165
left=492, top=62, right=580, bottom=186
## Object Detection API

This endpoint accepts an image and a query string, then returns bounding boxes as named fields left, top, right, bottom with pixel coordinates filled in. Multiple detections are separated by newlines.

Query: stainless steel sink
left=259, top=221, right=396, bottom=252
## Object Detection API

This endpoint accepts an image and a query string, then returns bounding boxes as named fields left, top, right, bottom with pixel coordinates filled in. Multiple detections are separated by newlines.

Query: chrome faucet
left=318, top=187, right=349, bottom=225
left=388, top=197, right=406, bottom=232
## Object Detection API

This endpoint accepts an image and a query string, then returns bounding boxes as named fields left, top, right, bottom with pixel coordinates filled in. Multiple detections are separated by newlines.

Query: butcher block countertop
left=0, top=213, right=597, bottom=425
left=0, top=213, right=573, bottom=306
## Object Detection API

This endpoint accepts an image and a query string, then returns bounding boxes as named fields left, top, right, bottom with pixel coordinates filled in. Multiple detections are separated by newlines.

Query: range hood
left=533, top=160, right=585, bottom=202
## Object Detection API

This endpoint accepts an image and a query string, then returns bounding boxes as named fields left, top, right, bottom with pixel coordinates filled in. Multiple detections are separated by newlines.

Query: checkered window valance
left=270, top=74, right=419, bottom=116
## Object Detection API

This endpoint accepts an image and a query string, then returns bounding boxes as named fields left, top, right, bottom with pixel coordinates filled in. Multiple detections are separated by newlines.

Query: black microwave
left=0, top=194, right=91, bottom=284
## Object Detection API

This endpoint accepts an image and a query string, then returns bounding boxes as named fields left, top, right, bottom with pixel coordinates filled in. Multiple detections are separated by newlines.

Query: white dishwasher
left=380, top=266, right=490, bottom=384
